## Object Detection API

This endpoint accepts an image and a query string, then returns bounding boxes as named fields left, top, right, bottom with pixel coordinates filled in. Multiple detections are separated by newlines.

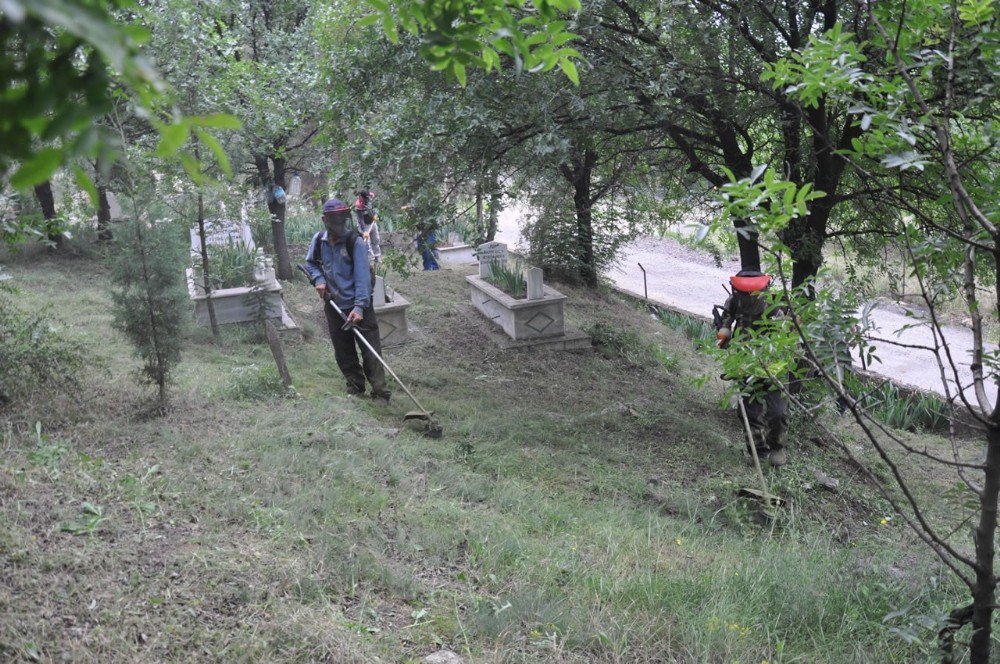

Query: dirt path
left=496, top=207, right=994, bottom=407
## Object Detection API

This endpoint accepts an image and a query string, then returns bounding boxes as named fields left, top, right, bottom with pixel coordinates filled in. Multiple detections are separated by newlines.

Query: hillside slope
left=0, top=254, right=966, bottom=663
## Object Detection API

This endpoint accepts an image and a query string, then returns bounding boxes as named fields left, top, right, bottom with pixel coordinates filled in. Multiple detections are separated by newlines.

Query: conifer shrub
left=110, top=218, right=187, bottom=404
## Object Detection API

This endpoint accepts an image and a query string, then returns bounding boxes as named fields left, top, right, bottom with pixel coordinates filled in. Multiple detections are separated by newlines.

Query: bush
left=110, top=219, right=187, bottom=404
left=0, top=280, right=86, bottom=408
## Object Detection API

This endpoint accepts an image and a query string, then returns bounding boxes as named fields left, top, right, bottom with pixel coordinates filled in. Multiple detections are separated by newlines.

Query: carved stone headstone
left=477, top=241, right=508, bottom=278
left=190, top=219, right=255, bottom=254
left=107, top=191, right=125, bottom=220
left=373, top=275, right=387, bottom=306
left=526, top=267, right=544, bottom=300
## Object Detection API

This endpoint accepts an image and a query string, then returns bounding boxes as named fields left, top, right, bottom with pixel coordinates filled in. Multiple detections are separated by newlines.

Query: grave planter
left=186, top=270, right=285, bottom=326
left=466, top=274, right=567, bottom=340
left=372, top=276, right=410, bottom=346
left=186, top=218, right=296, bottom=329
left=437, top=231, right=476, bottom=265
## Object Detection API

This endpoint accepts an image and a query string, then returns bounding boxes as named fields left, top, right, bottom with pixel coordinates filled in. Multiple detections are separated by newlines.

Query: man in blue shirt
left=304, top=198, right=390, bottom=402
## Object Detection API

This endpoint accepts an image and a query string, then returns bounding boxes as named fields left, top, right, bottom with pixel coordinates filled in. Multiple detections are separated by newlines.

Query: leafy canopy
left=364, top=0, right=582, bottom=85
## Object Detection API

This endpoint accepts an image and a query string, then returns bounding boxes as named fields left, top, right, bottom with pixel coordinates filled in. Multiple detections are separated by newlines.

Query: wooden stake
left=264, top=320, right=292, bottom=387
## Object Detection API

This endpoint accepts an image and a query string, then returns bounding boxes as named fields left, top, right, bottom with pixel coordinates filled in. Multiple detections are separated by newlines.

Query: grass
left=0, top=249, right=976, bottom=663
left=484, top=259, right=527, bottom=298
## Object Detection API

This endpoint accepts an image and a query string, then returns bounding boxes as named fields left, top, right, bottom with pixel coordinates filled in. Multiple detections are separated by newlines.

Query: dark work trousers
left=742, top=387, right=788, bottom=451
left=324, top=300, right=390, bottom=398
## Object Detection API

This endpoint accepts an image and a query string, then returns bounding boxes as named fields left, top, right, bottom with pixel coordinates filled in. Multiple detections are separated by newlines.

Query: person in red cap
left=353, top=190, right=382, bottom=270
left=716, top=270, right=789, bottom=467
left=304, top=198, right=390, bottom=402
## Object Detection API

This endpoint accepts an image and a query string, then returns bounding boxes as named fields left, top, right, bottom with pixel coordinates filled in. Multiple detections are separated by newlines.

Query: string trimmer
left=297, top=264, right=442, bottom=438
left=736, top=396, right=784, bottom=508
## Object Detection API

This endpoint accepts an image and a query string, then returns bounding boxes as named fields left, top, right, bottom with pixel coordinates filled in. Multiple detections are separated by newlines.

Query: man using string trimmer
left=714, top=270, right=790, bottom=468
left=300, top=198, right=441, bottom=438
left=303, top=197, right=391, bottom=403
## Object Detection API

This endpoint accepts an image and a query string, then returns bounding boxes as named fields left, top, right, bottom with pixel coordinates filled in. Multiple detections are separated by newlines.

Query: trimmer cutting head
left=403, top=410, right=442, bottom=438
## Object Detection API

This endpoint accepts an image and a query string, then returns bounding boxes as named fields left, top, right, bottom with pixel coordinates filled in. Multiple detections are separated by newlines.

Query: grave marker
left=526, top=267, right=544, bottom=300
left=477, top=241, right=508, bottom=278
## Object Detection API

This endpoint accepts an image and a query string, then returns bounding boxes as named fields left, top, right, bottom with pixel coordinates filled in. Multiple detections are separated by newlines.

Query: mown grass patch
left=0, top=254, right=972, bottom=662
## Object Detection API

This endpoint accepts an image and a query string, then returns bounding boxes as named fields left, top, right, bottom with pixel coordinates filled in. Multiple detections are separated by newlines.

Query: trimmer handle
left=297, top=263, right=351, bottom=328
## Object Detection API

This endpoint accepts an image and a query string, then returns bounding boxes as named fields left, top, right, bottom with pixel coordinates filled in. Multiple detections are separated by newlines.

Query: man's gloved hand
left=716, top=326, right=731, bottom=349
left=315, top=283, right=327, bottom=300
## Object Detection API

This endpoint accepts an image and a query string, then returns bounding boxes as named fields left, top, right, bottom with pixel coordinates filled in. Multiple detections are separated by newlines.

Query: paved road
left=495, top=207, right=996, bottom=407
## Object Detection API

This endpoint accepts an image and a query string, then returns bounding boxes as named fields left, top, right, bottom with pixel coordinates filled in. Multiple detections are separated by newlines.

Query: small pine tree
left=110, top=217, right=187, bottom=404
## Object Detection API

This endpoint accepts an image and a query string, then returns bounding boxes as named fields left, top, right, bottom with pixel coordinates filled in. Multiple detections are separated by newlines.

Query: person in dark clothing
left=716, top=271, right=790, bottom=467
left=304, top=198, right=390, bottom=402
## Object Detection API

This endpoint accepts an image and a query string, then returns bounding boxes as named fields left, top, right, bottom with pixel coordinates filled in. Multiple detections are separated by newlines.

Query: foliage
left=0, top=284, right=87, bottom=408
left=110, top=217, right=187, bottom=403
left=841, top=374, right=950, bottom=433
left=484, top=258, right=526, bottom=298
left=711, top=2, right=1000, bottom=659
left=521, top=191, right=622, bottom=285
left=367, top=0, right=582, bottom=86
left=656, top=308, right=715, bottom=346
left=0, top=0, right=237, bottom=245
left=199, top=241, right=257, bottom=290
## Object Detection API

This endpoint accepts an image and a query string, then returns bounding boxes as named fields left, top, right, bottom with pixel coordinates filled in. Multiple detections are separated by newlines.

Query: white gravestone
left=526, top=267, right=544, bottom=300
left=477, top=241, right=508, bottom=278
left=190, top=219, right=255, bottom=254
left=373, top=275, right=387, bottom=306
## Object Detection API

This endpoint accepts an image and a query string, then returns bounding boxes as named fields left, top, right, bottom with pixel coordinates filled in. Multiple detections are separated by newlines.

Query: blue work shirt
left=304, top=231, right=372, bottom=316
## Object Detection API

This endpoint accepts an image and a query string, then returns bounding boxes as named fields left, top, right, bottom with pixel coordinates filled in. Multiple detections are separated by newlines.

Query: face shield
left=323, top=210, right=350, bottom=238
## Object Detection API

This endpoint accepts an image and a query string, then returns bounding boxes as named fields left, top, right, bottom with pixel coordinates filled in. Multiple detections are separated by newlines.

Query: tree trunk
left=33, top=181, right=63, bottom=250
left=486, top=168, right=501, bottom=242
left=561, top=148, right=599, bottom=288
left=97, top=184, right=113, bottom=243
left=476, top=178, right=483, bottom=237
left=784, top=210, right=828, bottom=290
left=734, top=219, right=761, bottom=273
left=970, top=425, right=1000, bottom=662
left=255, top=154, right=293, bottom=280
left=196, top=192, right=220, bottom=338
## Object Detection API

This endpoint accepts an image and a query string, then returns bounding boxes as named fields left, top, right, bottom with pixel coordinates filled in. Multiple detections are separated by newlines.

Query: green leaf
left=559, top=57, right=579, bottom=85
left=357, top=13, right=381, bottom=28
left=73, top=165, right=98, bottom=205
left=190, top=113, right=241, bottom=130
left=11, top=148, right=62, bottom=188
left=382, top=12, right=398, bottom=43
left=155, top=122, right=189, bottom=157
left=194, top=128, right=231, bottom=177
left=482, top=47, right=500, bottom=71
left=180, top=152, right=203, bottom=183
left=453, top=60, right=467, bottom=86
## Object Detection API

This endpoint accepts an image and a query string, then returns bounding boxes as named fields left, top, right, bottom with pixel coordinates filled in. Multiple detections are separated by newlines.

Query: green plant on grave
left=203, top=240, right=257, bottom=290
left=485, top=259, right=526, bottom=298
